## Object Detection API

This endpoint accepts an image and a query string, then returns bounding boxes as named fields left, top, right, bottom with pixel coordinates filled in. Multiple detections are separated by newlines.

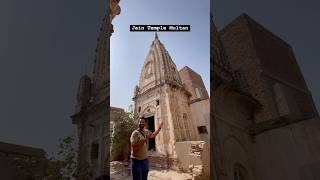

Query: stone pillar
left=100, top=0, right=121, bottom=177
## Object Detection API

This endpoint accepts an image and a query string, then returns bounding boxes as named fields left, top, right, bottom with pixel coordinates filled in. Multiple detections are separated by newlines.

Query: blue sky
left=111, top=0, right=210, bottom=110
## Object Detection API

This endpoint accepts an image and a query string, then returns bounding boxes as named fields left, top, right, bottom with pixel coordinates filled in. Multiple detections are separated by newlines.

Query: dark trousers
left=131, top=158, right=149, bottom=180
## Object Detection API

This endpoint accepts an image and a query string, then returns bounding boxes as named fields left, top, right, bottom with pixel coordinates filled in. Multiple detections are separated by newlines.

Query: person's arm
left=148, top=121, right=163, bottom=139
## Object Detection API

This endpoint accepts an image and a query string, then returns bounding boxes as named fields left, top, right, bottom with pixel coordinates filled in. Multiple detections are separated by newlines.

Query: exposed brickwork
left=219, top=14, right=273, bottom=123
left=219, top=14, right=318, bottom=123
left=246, top=17, right=308, bottom=90
left=179, top=66, right=209, bottom=102
left=212, top=13, right=320, bottom=180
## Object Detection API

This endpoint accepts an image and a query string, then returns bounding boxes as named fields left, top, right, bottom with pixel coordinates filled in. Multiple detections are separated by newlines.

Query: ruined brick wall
left=179, top=66, right=210, bottom=141
left=175, top=141, right=210, bottom=180
left=246, top=16, right=318, bottom=120
left=213, top=13, right=320, bottom=180
left=219, top=14, right=318, bottom=123
left=179, top=66, right=209, bottom=101
left=246, top=17, right=307, bottom=89
left=220, top=14, right=273, bottom=123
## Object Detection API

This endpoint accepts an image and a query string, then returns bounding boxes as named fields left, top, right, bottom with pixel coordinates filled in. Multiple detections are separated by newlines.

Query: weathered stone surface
left=72, top=1, right=121, bottom=179
left=180, top=67, right=210, bottom=142
left=175, top=141, right=209, bottom=179
left=133, top=35, right=208, bottom=160
left=211, top=13, right=320, bottom=180
left=129, top=34, right=210, bottom=180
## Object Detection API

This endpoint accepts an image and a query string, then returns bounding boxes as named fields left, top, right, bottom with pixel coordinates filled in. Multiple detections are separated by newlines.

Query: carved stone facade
left=71, top=0, right=120, bottom=179
left=133, top=34, right=209, bottom=161
left=211, top=14, right=320, bottom=180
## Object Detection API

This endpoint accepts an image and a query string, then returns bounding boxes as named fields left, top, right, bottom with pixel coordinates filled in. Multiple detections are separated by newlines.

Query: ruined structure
left=71, top=0, right=120, bottom=178
left=132, top=33, right=210, bottom=171
left=179, top=66, right=210, bottom=141
left=211, top=14, right=320, bottom=180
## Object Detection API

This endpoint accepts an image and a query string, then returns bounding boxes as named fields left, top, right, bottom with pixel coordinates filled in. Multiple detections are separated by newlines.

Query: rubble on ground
left=111, top=161, right=197, bottom=180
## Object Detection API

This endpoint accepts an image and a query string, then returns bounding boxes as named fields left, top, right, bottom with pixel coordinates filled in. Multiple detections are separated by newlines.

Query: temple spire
left=155, top=32, right=158, bottom=40
left=138, top=34, right=182, bottom=94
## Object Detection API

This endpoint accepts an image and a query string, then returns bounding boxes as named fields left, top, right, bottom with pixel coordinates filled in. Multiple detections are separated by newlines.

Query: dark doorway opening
left=146, top=116, right=156, bottom=151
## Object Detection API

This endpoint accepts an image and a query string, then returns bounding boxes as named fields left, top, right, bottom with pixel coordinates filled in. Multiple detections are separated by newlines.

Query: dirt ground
left=110, top=161, right=193, bottom=180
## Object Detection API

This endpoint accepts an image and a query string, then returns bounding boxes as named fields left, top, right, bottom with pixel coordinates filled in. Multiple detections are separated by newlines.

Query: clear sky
left=213, top=0, right=320, bottom=112
left=111, top=0, right=210, bottom=110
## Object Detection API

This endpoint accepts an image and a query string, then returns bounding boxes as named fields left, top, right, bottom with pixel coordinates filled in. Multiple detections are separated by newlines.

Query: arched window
left=147, top=64, right=152, bottom=74
left=195, top=87, right=202, bottom=99
left=144, top=62, right=153, bottom=79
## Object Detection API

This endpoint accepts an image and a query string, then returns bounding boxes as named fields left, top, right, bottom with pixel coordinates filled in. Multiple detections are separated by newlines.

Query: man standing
left=130, top=117, right=163, bottom=180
